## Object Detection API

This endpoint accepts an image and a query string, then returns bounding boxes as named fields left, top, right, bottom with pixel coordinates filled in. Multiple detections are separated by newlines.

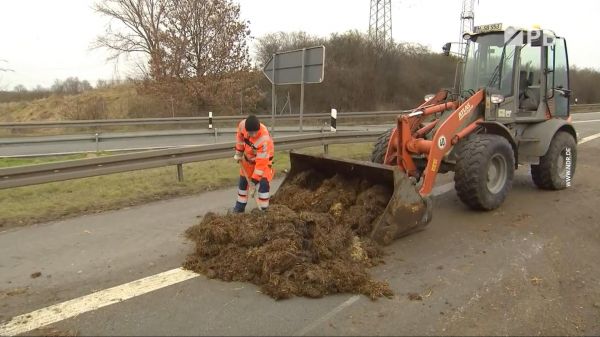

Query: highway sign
left=263, top=46, right=325, bottom=85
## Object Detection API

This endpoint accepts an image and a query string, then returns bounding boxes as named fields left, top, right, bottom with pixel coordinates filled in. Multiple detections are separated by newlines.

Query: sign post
left=271, top=53, right=276, bottom=133
left=300, top=48, right=306, bottom=132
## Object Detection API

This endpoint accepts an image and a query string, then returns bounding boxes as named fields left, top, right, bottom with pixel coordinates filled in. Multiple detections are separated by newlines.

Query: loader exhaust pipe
left=277, top=152, right=432, bottom=246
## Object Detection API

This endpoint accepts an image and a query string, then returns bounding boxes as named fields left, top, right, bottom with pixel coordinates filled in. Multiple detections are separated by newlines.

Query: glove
left=234, top=153, right=242, bottom=162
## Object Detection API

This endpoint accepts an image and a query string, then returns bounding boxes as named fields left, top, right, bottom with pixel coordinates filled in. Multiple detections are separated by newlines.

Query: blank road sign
left=263, top=46, right=325, bottom=85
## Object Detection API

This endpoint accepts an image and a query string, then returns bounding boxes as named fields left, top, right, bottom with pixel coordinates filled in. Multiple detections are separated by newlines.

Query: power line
left=0, top=59, right=13, bottom=72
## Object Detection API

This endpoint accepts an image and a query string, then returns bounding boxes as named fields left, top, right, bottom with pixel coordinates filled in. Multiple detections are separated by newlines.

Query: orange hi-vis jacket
left=235, top=120, right=275, bottom=182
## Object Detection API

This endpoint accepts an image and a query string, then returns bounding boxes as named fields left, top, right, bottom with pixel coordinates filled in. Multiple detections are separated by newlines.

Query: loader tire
left=454, top=134, right=515, bottom=211
left=371, top=128, right=393, bottom=164
left=531, top=131, right=577, bottom=190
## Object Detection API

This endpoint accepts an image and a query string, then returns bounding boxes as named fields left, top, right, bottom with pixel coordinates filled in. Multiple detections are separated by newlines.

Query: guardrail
left=0, top=126, right=340, bottom=150
left=0, top=131, right=380, bottom=190
left=0, top=111, right=403, bottom=130
left=571, top=103, right=600, bottom=113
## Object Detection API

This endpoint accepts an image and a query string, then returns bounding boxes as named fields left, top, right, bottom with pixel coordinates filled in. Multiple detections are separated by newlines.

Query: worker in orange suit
left=232, top=115, right=275, bottom=213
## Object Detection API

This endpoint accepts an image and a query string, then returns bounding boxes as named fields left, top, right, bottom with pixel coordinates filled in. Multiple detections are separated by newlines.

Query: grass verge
left=0, top=143, right=374, bottom=230
left=0, top=154, right=88, bottom=168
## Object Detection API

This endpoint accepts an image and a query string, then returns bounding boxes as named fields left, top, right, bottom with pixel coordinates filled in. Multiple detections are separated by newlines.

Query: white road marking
left=573, top=119, right=600, bottom=124
left=579, top=133, right=600, bottom=145
left=0, top=268, right=199, bottom=336
left=292, top=295, right=361, bottom=336
left=574, top=111, right=600, bottom=115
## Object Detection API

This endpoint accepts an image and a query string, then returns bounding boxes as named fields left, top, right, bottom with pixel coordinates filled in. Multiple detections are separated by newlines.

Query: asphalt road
left=0, top=114, right=599, bottom=335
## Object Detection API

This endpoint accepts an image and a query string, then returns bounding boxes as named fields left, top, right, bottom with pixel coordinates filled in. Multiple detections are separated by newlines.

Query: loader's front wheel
left=371, top=128, right=393, bottom=164
left=531, top=131, right=577, bottom=190
left=454, top=134, right=515, bottom=211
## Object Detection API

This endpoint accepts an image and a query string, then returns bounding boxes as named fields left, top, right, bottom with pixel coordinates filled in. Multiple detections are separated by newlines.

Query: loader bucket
left=277, top=152, right=432, bottom=246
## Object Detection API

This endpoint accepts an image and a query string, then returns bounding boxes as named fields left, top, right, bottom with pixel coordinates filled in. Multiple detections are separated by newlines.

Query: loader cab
left=461, top=25, right=570, bottom=123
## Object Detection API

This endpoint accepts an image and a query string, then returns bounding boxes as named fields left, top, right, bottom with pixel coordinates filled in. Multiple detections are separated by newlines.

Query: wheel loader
left=278, top=24, right=577, bottom=245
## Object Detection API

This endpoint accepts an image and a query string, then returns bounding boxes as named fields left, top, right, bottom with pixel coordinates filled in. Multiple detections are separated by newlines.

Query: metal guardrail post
left=177, top=164, right=184, bottom=182
left=330, top=109, right=337, bottom=132
left=299, top=48, right=306, bottom=133
left=95, top=133, right=100, bottom=154
left=323, top=108, right=337, bottom=154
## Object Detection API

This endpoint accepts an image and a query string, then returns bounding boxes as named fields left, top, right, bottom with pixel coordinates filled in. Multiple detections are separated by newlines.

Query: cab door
left=548, top=38, right=570, bottom=117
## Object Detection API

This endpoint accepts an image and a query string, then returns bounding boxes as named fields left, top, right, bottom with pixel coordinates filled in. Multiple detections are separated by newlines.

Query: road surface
left=0, top=113, right=599, bottom=335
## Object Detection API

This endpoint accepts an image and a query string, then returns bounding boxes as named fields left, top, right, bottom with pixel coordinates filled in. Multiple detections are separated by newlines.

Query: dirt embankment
left=184, top=170, right=395, bottom=300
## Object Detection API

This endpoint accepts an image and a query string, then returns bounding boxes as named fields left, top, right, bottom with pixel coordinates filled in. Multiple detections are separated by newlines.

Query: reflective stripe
left=256, top=152, right=269, bottom=159
left=237, top=196, right=248, bottom=203
left=253, top=136, right=271, bottom=147
left=258, top=192, right=270, bottom=199
left=236, top=142, right=245, bottom=147
left=258, top=200, right=269, bottom=208
left=254, top=169, right=264, bottom=176
left=238, top=190, right=248, bottom=196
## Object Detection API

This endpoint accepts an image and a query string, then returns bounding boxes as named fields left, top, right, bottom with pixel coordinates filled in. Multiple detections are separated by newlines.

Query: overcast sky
left=0, top=0, right=598, bottom=89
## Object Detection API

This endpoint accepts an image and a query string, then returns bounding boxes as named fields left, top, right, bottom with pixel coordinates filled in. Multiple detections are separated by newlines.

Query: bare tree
left=93, top=0, right=170, bottom=78
left=96, top=79, right=109, bottom=88
left=571, top=66, right=600, bottom=103
left=162, top=0, right=252, bottom=109
left=168, top=0, right=250, bottom=77
left=50, top=77, right=94, bottom=95
left=13, top=84, right=27, bottom=93
left=94, top=0, right=253, bottom=111
left=253, top=31, right=458, bottom=112
left=255, top=32, right=323, bottom=66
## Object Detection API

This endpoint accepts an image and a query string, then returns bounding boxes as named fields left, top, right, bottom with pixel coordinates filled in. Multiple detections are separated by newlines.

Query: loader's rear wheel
left=531, top=131, right=577, bottom=190
left=454, top=134, right=515, bottom=211
left=371, top=128, right=393, bottom=164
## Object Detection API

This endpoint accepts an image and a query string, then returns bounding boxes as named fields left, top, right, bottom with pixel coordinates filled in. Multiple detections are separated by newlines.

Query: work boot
left=231, top=203, right=246, bottom=214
